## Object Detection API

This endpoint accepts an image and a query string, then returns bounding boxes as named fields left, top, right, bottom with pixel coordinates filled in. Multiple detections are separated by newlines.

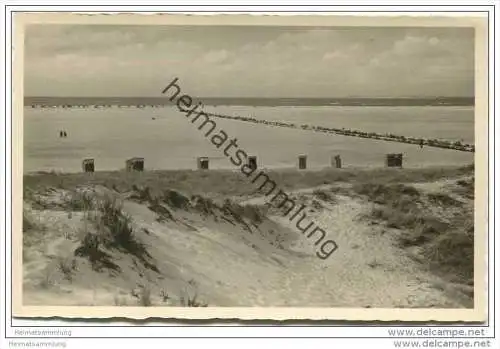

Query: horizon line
left=24, top=96, right=475, bottom=99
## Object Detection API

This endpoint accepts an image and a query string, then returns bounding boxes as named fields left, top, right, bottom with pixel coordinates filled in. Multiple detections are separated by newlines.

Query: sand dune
left=22, top=167, right=474, bottom=308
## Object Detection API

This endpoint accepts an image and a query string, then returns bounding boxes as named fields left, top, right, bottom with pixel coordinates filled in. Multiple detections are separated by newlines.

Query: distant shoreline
left=24, top=96, right=475, bottom=107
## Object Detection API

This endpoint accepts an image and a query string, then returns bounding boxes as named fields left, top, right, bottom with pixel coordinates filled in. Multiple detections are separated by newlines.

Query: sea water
left=23, top=105, right=474, bottom=173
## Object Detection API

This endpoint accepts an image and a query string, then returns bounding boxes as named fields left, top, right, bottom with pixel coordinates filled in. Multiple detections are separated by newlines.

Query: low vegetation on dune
left=128, top=184, right=262, bottom=222
left=312, top=189, right=338, bottom=204
left=222, top=200, right=264, bottom=226
left=23, top=187, right=216, bottom=306
left=23, top=173, right=299, bottom=306
left=454, top=177, right=475, bottom=199
left=128, top=185, right=291, bottom=249
left=95, top=196, right=144, bottom=254
left=22, top=209, right=46, bottom=262
left=24, top=164, right=474, bottom=199
left=22, top=164, right=475, bottom=307
left=353, top=177, right=474, bottom=285
left=74, top=194, right=156, bottom=274
left=23, top=209, right=36, bottom=232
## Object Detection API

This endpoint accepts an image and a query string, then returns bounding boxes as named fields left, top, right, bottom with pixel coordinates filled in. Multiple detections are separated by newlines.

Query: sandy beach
left=23, top=105, right=474, bottom=173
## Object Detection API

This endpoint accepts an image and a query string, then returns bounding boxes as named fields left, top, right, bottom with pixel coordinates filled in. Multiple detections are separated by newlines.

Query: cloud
left=202, top=49, right=230, bottom=64
left=24, top=25, right=474, bottom=97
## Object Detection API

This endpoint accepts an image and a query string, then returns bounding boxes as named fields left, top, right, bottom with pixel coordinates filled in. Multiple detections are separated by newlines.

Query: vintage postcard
left=12, top=12, right=488, bottom=321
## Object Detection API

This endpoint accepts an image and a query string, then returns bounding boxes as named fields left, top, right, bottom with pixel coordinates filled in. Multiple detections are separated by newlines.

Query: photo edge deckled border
left=11, top=12, right=490, bottom=322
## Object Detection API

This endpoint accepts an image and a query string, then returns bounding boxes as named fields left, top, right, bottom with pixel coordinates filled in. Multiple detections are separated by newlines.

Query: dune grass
left=24, top=164, right=474, bottom=199
left=138, top=285, right=153, bottom=307
left=24, top=165, right=475, bottom=290
left=74, top=194, right=155, bottom=273
left=313, top=189, right=337, bottom=204
left=63, top=190, right=95, bottom=211
left=22, top=209, right=46, bottom=255
left=354, top=180, right=474, bottom=285
left=23, top=209, right=35, bottom=232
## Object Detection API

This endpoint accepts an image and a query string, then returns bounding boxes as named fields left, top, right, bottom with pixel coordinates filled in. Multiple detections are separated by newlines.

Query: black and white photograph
left=14, top=13, right=488, bottom=321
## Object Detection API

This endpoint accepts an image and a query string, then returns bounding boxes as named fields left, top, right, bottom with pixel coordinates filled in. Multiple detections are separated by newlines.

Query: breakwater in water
left=26, top=103, right=474, bottom=153
left=205, top=112, right=475, bottom=153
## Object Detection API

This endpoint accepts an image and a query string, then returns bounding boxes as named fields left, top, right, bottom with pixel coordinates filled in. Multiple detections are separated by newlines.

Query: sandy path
left=231, top=193, right=466, bottom=308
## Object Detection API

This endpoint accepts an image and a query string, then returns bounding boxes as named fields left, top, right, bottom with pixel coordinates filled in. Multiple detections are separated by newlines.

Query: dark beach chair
left=197, top=157, right=209, bottom=170
left=386, top=153, right=403, bottom=168
left=248, top=156, right=257, bottom=171
left=126, top=157, right=145, bottom=172
left=298, top=155, right=307, bottom=170
left=82, top=159, right=95, bottom=173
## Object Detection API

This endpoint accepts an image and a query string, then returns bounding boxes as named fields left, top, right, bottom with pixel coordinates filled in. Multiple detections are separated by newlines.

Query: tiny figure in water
left=63, top=131, right=67, bottom=138
left=419, top=139, right=424, bottom=149
left=59, top=130, right=63, bottom=138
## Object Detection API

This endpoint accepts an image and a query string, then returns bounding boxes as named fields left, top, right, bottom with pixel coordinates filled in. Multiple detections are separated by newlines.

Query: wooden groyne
left=205, top=112, right=474, bottom=153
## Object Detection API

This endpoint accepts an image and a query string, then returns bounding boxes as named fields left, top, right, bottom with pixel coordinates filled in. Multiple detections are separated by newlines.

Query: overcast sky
left=24, top=25, right=474, bottom=98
